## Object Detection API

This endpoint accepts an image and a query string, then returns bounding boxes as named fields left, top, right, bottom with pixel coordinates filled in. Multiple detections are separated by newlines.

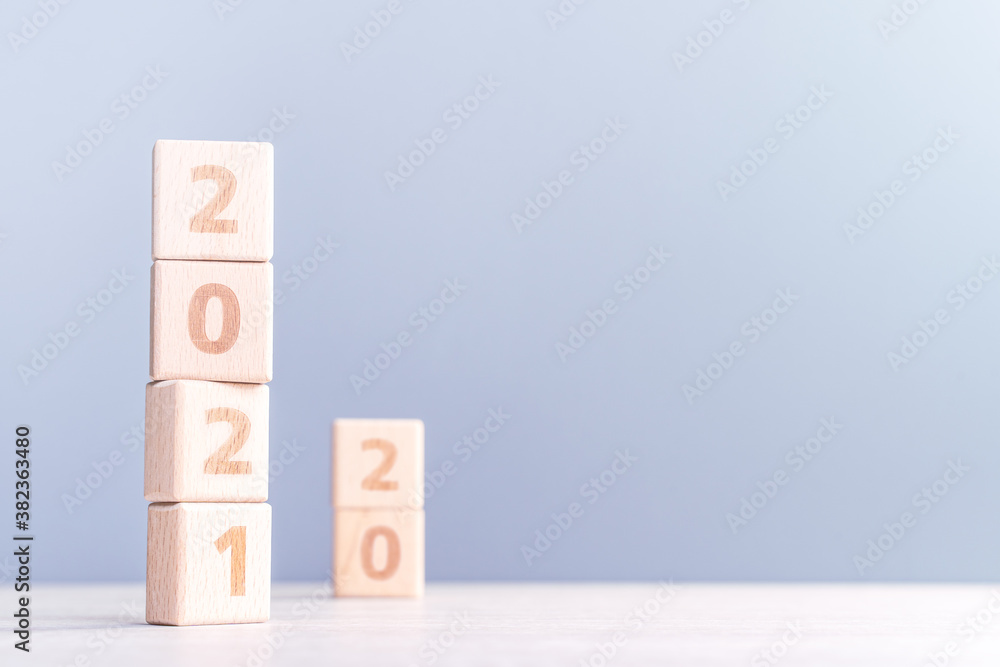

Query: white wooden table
left=10, top=583, right=1000, bottom=665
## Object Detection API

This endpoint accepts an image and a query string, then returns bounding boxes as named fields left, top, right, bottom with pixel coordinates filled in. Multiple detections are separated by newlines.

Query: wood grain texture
left=150, top=260, right=273, bottom=382
left=146, top=502, right=271, bottom=626
left=334, top=508, right=424, bottom=598
left=332, top=419, right=424, bottom=509
left=152, top=140, right=273, bottom=261
left=144, top=380, right=269, bottom=502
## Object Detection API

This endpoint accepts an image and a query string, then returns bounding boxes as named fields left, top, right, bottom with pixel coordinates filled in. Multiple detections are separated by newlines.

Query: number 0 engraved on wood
left=204, top=408, right=252, bottom=475
left=360, top=439, right=398, bottom=491
left=188, top=283, right=240, bottom=354
left=190, top=165, right=238, bottom=233
left=215, top=525, right=247, bottom=596
left=360, top=526, right=400, bottom=581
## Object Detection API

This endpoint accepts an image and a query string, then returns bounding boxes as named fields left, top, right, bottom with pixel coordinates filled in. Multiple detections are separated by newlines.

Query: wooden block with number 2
left=332, top=419, right=424, bottom=509
left=152, top=140, right=273, bottom=261
left=147, top=502, right=270, bottom=625
left=145, top=380, right=268, bottom=502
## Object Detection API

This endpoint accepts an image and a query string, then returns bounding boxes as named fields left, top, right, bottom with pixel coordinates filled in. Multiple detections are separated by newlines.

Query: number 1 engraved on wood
left=215, top=525, right=247, bottom=596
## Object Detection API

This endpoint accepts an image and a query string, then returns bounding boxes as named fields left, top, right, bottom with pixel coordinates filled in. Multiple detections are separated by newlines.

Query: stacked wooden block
left=145, top=140, right=274, bottom=626
left=332, top=420, right=425, bottom=596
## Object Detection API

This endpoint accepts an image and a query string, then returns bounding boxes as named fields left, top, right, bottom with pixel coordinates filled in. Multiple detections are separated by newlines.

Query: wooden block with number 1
left=146, top=502, right=270, bottom=626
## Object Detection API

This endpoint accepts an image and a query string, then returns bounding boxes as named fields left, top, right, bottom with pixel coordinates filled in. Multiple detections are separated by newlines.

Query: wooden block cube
left=334, top=508, right=424, bottom=597
left=332, top=419, right=424, bottom=509
left=152, top=140, right=273, bottom=261
left=147, top=502, right=271, bottom=625
left=150, top=260, right=273, bottom=383
left=145, top=380, right=268, bottom=502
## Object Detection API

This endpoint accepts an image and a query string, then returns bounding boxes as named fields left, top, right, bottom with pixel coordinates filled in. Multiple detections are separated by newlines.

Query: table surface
left=9, top=583, right=1000, bottom=665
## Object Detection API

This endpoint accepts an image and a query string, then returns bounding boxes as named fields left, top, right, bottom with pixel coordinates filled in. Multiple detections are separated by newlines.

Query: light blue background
left=3, top=0, right=1000, bottom=582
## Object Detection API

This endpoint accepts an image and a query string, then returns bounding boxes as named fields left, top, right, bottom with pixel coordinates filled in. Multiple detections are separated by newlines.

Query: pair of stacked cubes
left=145, top=140, right=274, bottom=625
left=332, top=420, right=425, bottom=596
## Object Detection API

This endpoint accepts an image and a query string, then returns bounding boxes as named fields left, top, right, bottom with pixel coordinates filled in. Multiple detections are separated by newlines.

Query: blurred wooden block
left=334, top=508, right=424, bottom=597
left=152, top=140, right=273, bottom=261
left=332, top=419, right=424, bottom=509
left=145, top=380, right=268, bottom=502
left=146, top=502, right=271, bottom=625
left=150, top=260, right=273, bottom=383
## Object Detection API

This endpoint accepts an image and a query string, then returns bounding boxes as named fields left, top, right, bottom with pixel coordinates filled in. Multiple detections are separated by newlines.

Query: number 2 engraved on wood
left=215, top=526, right=247, bottom=596
left=188, top=283, right=241, bottom=354
left=361, top=439, right=398, bottom=491
left=190, top=165, right=237, bottom=233
left=204, top=408, right=252, bottom=475
left=361, top=525, right=400, bottom=581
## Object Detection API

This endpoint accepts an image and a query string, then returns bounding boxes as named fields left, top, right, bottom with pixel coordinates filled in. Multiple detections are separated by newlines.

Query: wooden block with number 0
left=146, top=502, right=271, bottom=625
left=334, top=508, right=424, bottom=597
left=150, top=260, right=273, bottom=382
left=145, top=380, right=268, bottom=502
left=332, top=419, right=424, bottom=509
left=152, top=140, right=273, bottom=261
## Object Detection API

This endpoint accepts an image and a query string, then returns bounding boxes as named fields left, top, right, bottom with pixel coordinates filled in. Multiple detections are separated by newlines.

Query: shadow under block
left=332, top=419, right=424, bottom=510
left=146, top=502, right=271, bottom=626
left=152, top=139, right=273, bottom=261
left=145, top=380, right=269, bottom=502
left=150, top=260, right=273, bottom=382
left=334, top=508, right=424, bottom=597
